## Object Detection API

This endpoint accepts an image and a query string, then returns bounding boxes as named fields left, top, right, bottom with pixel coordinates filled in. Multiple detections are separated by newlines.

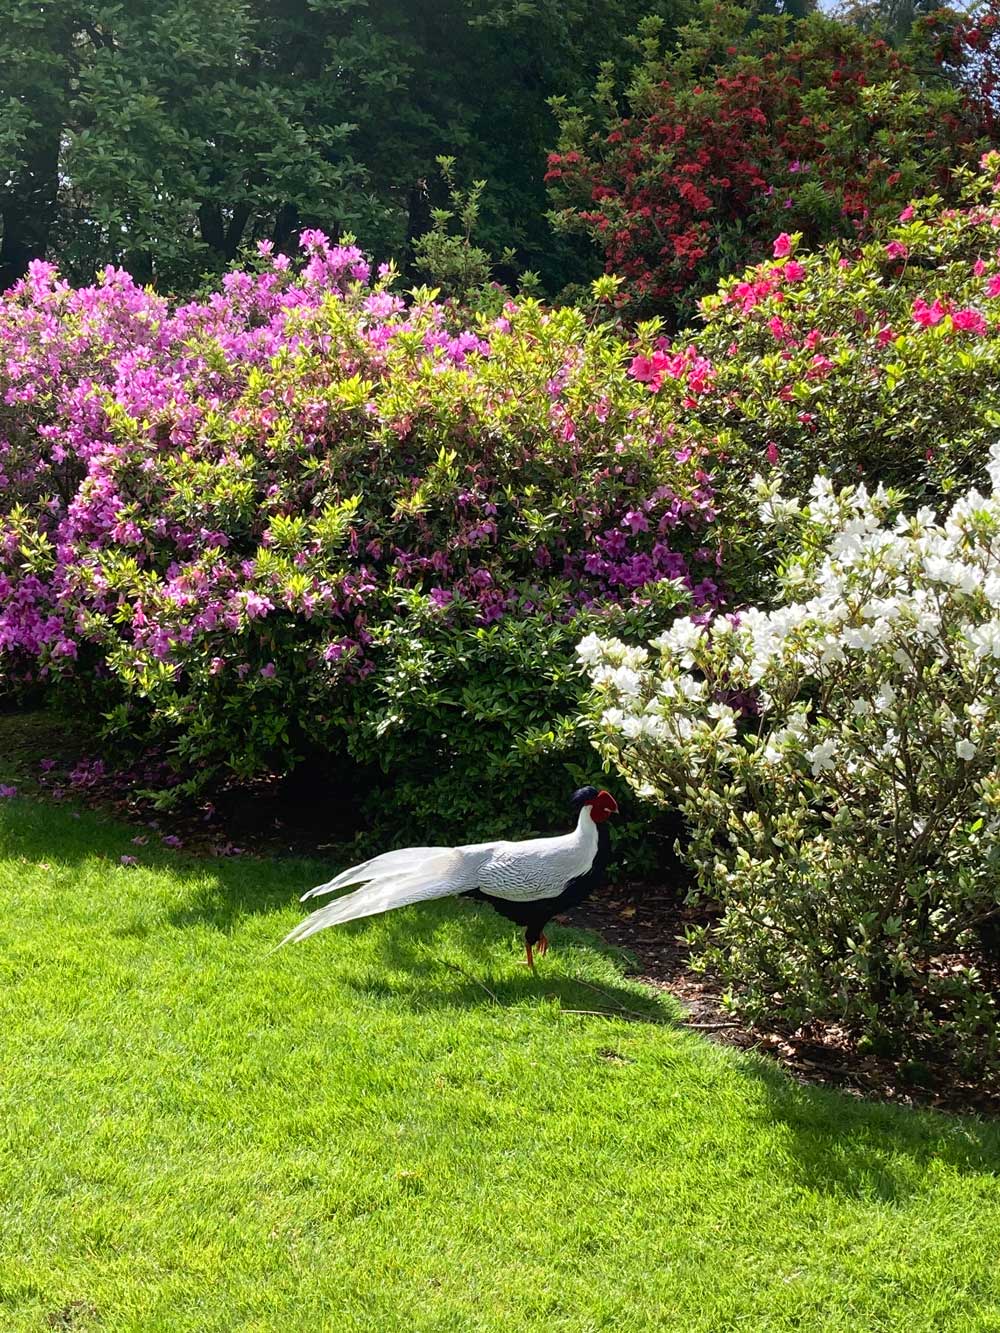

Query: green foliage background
left=0, top=0, right=695, bottom=294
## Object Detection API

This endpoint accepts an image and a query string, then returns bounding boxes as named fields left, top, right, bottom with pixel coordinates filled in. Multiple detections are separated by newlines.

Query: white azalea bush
left=579, top=453, right=1000, bottom=1076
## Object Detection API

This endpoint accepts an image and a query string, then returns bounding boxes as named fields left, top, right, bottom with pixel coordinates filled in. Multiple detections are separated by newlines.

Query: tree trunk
left=272, top=202, right=300, bottom=255
left=198, top=201, right=252, bottom=264
left=403, top=177, right=431, bottom=280
left=0, top=125, right=61, bottom=290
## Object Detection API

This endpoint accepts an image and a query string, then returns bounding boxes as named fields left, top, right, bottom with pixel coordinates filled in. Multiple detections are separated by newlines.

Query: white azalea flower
left=575, top=632, right=606, bottom=666
left=964, top=620, right=1000, bottom=659
left=607, top=665, right=644, bottom=697
left=805, top=739, right=838, bottom=775
left=875, top=682, right=896, bottom=711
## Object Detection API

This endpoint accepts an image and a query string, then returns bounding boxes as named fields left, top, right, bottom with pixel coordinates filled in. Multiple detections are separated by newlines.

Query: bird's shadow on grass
left=332, top=900, right=675, bottom=1021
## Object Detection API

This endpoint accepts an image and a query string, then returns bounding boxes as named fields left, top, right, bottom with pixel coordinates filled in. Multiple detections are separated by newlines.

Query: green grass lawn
left=1, top=792, right=999, bottom=1333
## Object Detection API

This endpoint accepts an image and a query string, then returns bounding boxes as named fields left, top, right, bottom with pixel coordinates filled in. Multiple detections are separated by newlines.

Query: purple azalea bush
left=0, top=234, right=719, bottom=843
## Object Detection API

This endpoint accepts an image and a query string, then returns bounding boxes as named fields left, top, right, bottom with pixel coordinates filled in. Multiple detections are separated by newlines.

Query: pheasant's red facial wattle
left=588, top=790, right=619, bottom=824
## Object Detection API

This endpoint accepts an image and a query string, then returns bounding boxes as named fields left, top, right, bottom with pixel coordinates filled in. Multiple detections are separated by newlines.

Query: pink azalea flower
left=912, top=298, right=947, bottom=328
left=629, top=354, right=657, bottom=383
left=260, top=662, right=276, bottom=678
left=899, top=205, right=915, bottom=222
left=952, top=307, right=987, bottom=335
left=773, top=233, right=792, bottom=258
left=885, top=241, right=908, bottom=260
left=0, top=785, right=17, bottom=799
left=765, top=443, right=780, bottom=465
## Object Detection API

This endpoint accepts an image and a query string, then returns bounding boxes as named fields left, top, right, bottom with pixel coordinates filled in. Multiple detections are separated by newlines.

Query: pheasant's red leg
left=537, top=933, right=549, bottom=957
left=524, top=938, right=535, bottom=970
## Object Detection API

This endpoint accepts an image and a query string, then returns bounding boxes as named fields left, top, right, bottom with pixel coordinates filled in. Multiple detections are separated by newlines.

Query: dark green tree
left=0, top=0, right=692, bottom=293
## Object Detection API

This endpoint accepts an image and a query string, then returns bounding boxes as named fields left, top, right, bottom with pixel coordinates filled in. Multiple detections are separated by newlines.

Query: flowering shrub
left=0, top=239, right=719, bottom=843
left=581, top=455, right=1000, bottom=1076
left=618, top=162, right=1000, bottom=599
left=546, top=6, right=985, bottom=319
left=930, top=0, right=1000, bottom=139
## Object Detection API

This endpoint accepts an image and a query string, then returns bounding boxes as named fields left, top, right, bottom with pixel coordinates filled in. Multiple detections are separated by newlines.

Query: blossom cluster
left=579, top=449, right=1000, bottom=1070
left=609, top=163, right=1000, bottom=614
left=0, top=234, right=719, bottom=803
left=547, top=10, right=984, bottom=317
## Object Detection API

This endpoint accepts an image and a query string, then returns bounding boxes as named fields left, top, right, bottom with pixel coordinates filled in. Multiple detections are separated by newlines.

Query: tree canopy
left=0, top=0, right=692, bottom=293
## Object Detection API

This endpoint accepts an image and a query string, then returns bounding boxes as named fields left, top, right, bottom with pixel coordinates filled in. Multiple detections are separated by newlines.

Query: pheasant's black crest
left=570, top=785, right=601, bottom=809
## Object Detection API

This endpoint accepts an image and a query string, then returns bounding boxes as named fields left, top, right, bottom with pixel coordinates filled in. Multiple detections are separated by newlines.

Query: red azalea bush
left=931, top=0, right=1000, bottom=138
left=546, top=5, right=986, bottom=319
left=0, top=237, right=717, bottom=846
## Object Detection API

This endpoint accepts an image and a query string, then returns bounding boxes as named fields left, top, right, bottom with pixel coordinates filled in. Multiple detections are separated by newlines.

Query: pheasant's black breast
left=464, top=823, right=611, bottom=944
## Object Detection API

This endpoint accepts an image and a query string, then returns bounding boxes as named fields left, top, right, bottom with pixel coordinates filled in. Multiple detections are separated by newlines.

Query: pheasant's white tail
left=299, top=846, right=452, bottom=902
left=275, top=850, right=466, bottom=949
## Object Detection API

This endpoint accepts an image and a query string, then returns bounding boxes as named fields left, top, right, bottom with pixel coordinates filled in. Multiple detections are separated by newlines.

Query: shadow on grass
left=2, top=791, right=671, bottom=1021
left=171, top=857, right=673, bottom=1020
left=5, top=794, right=1000, bottom=1200
left=334, top=903, right=1000, bottom=1197
left=742, top=1051, right=1000, bottom=1200
left=327, top=901, right=675, bottom=1018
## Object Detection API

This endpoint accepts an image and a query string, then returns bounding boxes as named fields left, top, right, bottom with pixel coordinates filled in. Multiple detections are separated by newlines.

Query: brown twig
left=439, top=958, right=503, bottom=1006
left=561, top=1007, right=643, bottom=1022
left=679, top=1020, right=742, bottom=1030
left=559, top=1006, right=667, bottom=1025
left=571, top=975, right=663, bottom=1022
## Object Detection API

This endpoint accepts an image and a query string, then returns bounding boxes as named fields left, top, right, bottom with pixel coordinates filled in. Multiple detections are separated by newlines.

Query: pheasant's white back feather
left=471, top=818, right=598, bottom=901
